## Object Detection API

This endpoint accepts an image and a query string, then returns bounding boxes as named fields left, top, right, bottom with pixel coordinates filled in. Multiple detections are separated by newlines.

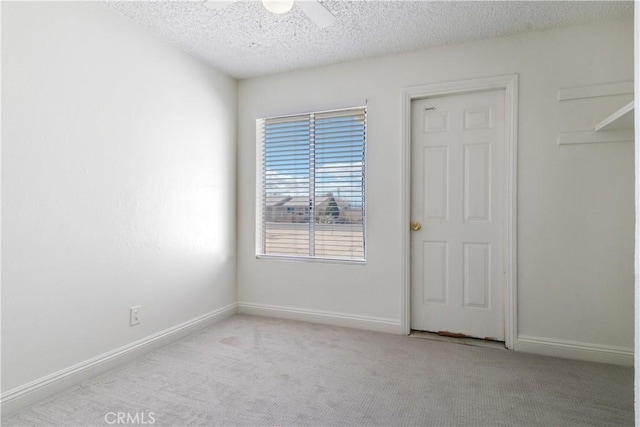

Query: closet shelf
left=594, top=101, right=634, bottom=132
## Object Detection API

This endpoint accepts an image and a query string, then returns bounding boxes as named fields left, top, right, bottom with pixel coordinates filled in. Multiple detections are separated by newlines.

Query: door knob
left=411, top=222, right=422, bottom=231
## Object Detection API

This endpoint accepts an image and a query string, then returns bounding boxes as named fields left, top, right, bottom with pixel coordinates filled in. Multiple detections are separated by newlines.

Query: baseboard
left=238, top=302, right=402, bottom=334
left=516, top=335, right=634, bottom=366
left=1, top=302, right=238, bottom=416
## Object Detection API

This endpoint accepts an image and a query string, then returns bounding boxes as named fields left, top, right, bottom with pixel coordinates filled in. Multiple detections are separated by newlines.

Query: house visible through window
left=257, top=107, right=367, bottom=262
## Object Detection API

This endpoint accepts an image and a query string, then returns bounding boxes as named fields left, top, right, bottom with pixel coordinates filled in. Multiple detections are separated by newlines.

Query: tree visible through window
left=257, top=107, right=366, bottom=261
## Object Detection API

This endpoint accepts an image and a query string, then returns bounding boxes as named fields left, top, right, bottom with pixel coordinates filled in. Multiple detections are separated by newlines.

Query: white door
left=410, top=89, right=505, bottom=341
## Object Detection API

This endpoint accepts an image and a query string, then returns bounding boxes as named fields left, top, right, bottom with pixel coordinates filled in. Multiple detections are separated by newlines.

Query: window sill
left=256, top=254, right=366, bottom=265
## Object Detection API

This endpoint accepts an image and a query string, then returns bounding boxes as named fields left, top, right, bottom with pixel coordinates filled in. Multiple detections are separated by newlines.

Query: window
left=257, top=106, right=367, bottom=262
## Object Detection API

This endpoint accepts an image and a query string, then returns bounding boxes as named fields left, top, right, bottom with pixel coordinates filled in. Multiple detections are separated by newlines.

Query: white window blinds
left=258, top=107, right=366, bottom=261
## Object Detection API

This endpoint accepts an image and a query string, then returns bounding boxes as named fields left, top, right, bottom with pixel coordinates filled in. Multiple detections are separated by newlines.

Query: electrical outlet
left=130, top=305, right=142, bottom=326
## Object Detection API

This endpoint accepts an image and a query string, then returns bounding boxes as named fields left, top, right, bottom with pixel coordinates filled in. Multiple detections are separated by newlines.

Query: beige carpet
left=3, top=314, right=633, bottom=426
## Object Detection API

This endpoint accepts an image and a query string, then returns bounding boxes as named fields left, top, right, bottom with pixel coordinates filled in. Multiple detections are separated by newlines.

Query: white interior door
left=410, top=89, right=505, bottom=341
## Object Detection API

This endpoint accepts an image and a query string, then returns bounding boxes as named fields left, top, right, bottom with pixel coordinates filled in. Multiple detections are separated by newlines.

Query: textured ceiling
left=105, top=1, right=633, bottom=80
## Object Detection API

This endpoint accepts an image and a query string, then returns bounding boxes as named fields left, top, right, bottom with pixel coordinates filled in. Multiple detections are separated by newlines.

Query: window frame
left=255, top=106, right=368, bottom=264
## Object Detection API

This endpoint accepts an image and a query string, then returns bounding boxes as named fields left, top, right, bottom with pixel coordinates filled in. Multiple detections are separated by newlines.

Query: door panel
left=463, top=242, right=490, bottom=309
left=422, top=241, right=448, bottom=304
left=463, top=143, right=491, bottom=222
left=410, top=89, right=505, bottom=341
left=423, top=147, right=449, bottom=222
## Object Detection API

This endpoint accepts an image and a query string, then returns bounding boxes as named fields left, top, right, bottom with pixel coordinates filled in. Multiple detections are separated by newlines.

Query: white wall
left=238, top=18, right=635, bottom=361
left=634, top=1, right=639, bottom=420
left=2, top=1, right=237, bottom=393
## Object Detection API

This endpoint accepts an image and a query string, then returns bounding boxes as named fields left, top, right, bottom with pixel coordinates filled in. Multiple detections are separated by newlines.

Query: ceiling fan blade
left=297, top=0, right=336, bottom=28
left=203, top=0, right=238, bottom=11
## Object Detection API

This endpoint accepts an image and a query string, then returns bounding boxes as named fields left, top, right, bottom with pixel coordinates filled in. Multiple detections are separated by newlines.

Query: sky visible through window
left=264, top=114, right=365, bottom=208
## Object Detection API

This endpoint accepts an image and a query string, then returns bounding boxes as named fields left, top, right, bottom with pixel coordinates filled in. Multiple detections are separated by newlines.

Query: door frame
left=401, top=74, right=518, bottom=350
